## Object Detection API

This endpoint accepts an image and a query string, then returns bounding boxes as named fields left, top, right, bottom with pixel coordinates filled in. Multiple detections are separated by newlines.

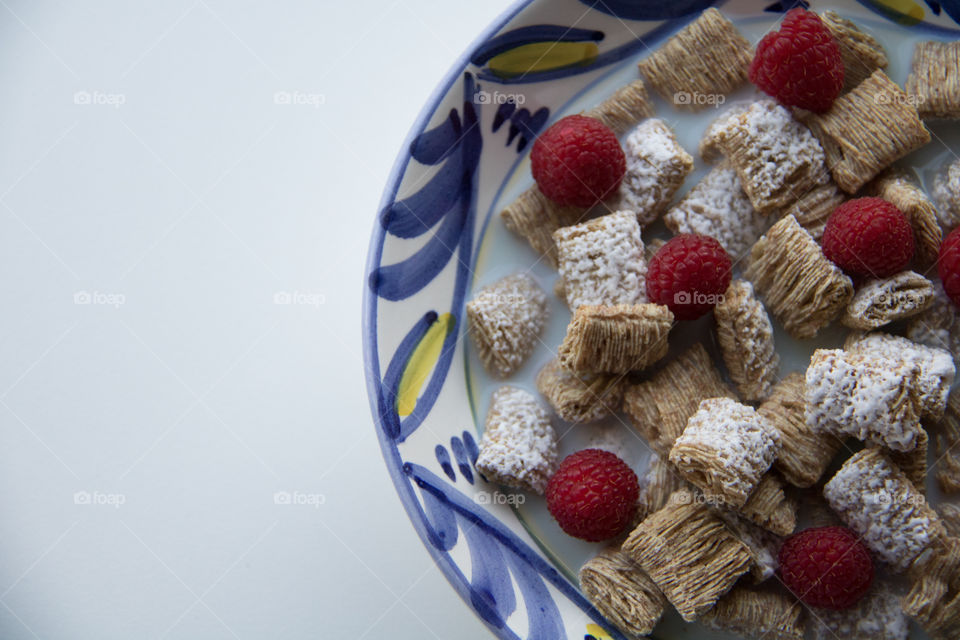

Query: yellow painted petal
left=874, top=0, right=925, bottom=22
left=396, top=313, right=455, bottom=416
left=585, top=624, right=615, bottom=640
left=487, top=41, right=599, bottom=79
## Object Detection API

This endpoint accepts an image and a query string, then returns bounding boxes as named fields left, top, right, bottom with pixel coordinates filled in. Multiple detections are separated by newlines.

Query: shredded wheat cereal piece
left=735, top=473, right=797, bottom=537
left=622, top=342, right=735, bottom=456
left=939, top=504, right=960, bottom=537
left=582, top=79, right=656, bottom=136
left=906, top=41, right=960, bottom=120
left=806, top=348, right=924, bottom=452
left=811, top=580, right=908, bottom=640
left=554, top=210, right=647, bottom=310
left=669, top=398, right=781, bottom=509
left=663, top=164, right=769, bottom=259
left=759, top=373, right=844, bottom=488
left=702, top=586, right=805, bottom=640
left=903, top=536, right=960, bottom=640
left=714, top=279, right=779, bottom=402
left=558, top=303, right=672, bottom=374
left=535, top=358, right=624, bottom=424
left=474, top=387, right=558, bottom=495
left=842, top=271, right=936, bottom=330
left=621, top=491, right=752, bottom=621
left=935, top=391, right=960, bottom=494
left=466, top=274, right=548, bottom=378
left=712, top=506, right=781, bottom=582
left=888, top=427, right=929, bottom=494
left=617, top=119, right=694, bottom=226
left=637, top=9, right=752, bottom=111
left=579, top=547, right=667, bottom=639
left=933, top=158, right=960, bottom=232
left=824, top=448, right=945, bottom=572
left=713, top=100, right=829, bottom=213
left=907, top=282, right=960, bottom=364
left=500, top=185, right=586, bottom=268
left=798, top=70, right=930, bottom=193
left=779, top=181, right=847, bottom=241
left=699, top=104, right=749, bottom=163
left=634, top=453, right=688, bottom=525
left=745, top=215, right=854, bottom=339
left=821, top=10, right=889, bottom=91
left=844, top=331, right=955, bottom=421
left=868, top=169, right=942, bottom=267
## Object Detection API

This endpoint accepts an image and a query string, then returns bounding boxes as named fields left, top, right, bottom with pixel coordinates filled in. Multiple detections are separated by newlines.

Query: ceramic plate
left=363, top=1, right=960, bottom=637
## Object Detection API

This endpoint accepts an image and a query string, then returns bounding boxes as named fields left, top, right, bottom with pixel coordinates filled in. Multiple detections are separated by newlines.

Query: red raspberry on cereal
left=821, top=197, right=915, bottom=278
left=779, top=526, right=874, bottom=610
left=749, top=8, right=845, bottom=113
left=545, top=449, right=638, bottom=542
left=530, top=115, right=626, bottom=208
left=939, top=226, right=960, bottom=307
left=646, top=234, right=732, bottom=321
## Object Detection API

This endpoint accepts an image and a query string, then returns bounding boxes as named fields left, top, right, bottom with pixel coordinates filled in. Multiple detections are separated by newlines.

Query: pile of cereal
left=465, top=7, right=960, bottom=639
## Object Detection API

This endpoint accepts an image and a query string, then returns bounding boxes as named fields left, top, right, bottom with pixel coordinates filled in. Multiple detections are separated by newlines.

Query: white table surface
left=0, top=1, right=516, bottom=637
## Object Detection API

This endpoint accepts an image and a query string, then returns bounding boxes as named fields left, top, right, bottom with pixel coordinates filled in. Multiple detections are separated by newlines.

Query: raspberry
left=545, top=449, right=638, bottom=542
left=530, top=115, right=626, bottom=208
left=749, top=8, right=844, bottom=113
left=779, top=526, right=874, bottom=610
left=821, top=197, right=915, bottom=278
left=645, top=234, right=732, bottom=321
left=940, top=226, right=960, bottom=307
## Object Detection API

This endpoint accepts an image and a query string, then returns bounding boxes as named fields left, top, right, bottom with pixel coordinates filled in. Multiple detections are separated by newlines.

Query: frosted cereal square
left=474, top=387, right=558, bottom=495
left=746, top=216, right=853, bottom=339
left=623, top=343, right=735, bottom=456
left=622, top=492, right=752, bottom=621
left=906, top=40, right=960, bottom=120
left=535, top=358, right=624, bottom=424
left=806, top=348, right=924, bottom=452
left=554, top=210, right=647, bottom=311
left=618, top=119, right=693, bottom=226
left=842, top=271, right=935, bottom=331
left=933, top=158, right=960, bottom=232
left=799, top=70, right=930, bottom=194
left=713, top=100, right=829, bottom=213
left=823, top=448, right=945, bottom=572
left=669, top=397, right=781, bottom=509
left=758, top=373, right=844, bottom=488
left=466, top=273, right=548, bottom=378
left=821, top=10, right=889, bottom=91
left=663, top=164, right=769, bottom=259
left=811, top=580, right=907, bottom=640
left=558, top=303, right=672, bottom=374
left=907, top=281, right=960, bottom=364
left=579, top=548, right=667, bottom=637
left=713, top=279, right=779, bottom=402
left=844, top=331, right=955, bottom=421
left=703, top=586, right=805, bottom=640
left=638, top=8, right=752, bottom=111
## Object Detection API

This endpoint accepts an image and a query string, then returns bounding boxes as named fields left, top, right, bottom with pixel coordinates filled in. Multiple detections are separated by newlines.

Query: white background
left=0, top=0, right=515, bottom=637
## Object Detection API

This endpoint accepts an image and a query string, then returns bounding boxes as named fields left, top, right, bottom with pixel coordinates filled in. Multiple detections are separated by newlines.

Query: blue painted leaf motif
left=378, top=311, right=438, bottom=440
left=462, top=430, right=480, bottom=465
left=436, top=444, right=456, bottom=482
left=371, top=75, right=482, bottom=302
left=462, top=515, right=517, bottom=628
left=403, top=463, right=631, bottom=640
left=941, top=0, right=960, bottom=22
left=926, top=0, right=942, bottom=15
left=450, top=436, right=474, bottom=483
left=578, top=0, right=717, bottom=20
left=763, top=0, right=810, bottom=11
